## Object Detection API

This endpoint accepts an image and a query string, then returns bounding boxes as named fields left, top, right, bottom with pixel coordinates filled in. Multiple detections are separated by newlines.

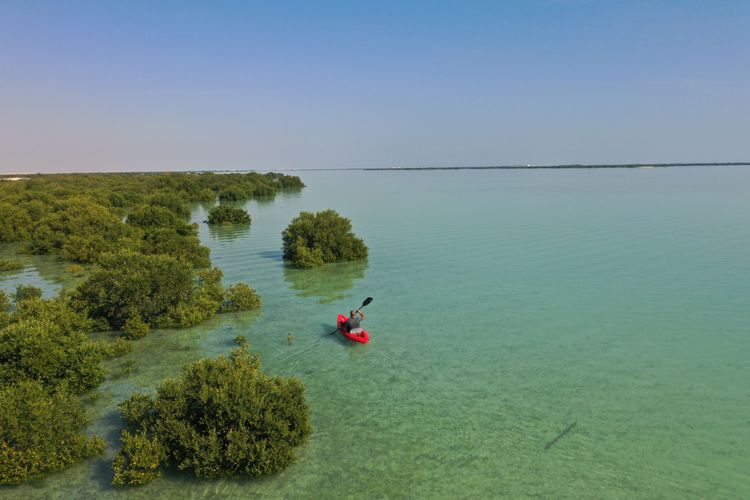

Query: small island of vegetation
left=0, top=259, right=24, bottom=272
left=282, top=210, right=368, bottom=268
left=206, top=205, right=251, bottom=225
left=112, top=347, right=311, bottom=485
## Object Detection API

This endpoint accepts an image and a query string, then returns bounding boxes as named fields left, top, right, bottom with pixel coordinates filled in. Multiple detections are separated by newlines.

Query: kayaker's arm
left=356, top=310, right=366, bottom=320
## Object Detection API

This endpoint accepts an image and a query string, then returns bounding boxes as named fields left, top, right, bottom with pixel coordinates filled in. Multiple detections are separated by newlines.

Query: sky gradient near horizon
left=1, top=0, right=749, bottom=173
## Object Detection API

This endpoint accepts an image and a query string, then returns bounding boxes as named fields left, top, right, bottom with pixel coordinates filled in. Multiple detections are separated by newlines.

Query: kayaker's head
left=350, top=310, right=355, bottom=318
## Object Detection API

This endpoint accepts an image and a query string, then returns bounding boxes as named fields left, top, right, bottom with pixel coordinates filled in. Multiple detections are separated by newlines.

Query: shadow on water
left=284, top=260, right=368, bottom=304
left=320, top=322, right=356, bottom=346
left=258, top=250, right=283, bottom=261
left=206, top=222, right=251, bottom=242
left=89, top=409, right=123, bottom=490
left=251, top=194, right=277, bottom=205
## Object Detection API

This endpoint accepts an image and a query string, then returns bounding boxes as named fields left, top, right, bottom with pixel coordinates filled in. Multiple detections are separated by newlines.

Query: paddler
left=345, top=309, right=366, bottom=334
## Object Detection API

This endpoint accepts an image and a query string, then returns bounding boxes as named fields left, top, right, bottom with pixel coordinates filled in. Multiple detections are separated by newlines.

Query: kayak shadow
left=321, top=323, right=349, bottom=345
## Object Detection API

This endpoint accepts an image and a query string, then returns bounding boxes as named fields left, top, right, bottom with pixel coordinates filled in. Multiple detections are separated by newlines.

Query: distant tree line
left=0, top=172, right=303, bottom=264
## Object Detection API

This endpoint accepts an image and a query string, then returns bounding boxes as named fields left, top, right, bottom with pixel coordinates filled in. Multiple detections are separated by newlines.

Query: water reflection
left=206, top=222, right=251, bottom=242
left=251, top=194, right=277, bottom=205
left=283, top=259, right=368, bottom=304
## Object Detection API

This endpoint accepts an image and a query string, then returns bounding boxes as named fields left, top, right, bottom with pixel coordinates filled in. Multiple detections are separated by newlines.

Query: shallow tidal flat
left=1, top=166, right=749, bottom=498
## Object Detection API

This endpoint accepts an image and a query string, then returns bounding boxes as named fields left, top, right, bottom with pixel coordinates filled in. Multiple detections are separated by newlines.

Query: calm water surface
left=2, top=167, right=749, bottom=498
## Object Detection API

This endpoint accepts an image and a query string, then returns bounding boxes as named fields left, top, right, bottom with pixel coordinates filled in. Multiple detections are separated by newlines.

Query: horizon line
left=2, top=161, right=750, bottom=176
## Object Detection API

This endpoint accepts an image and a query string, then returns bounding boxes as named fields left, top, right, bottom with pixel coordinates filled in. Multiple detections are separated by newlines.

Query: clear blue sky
left=1, top=0, right=748, bottom=172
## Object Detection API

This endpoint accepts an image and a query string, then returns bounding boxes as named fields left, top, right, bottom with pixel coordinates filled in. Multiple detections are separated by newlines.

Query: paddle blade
left=361, top=297, right=373, bottom=308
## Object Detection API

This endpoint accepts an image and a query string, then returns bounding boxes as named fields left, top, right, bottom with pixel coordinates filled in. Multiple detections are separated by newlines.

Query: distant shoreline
left=361, top=162, right=750, bottom=171
left=217, top=162, right=750, bottom=173
left=2, top=162, right=749, bottom=176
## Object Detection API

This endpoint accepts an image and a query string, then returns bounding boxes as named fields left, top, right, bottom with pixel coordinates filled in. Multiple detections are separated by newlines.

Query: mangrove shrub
left=28, top=196, right=141, bottom=263
left=206, top=205, right=251, bottom=225
left=0, top=381, right=105, bottom=485
left=0, top=259, right=24, bottom=272
left=0, top=298, right=105, bottom=393
left=0, top=202, right=32, bottom=243
left=112, top=348, right=311, bottom=485
left=74, top=252, right=262, bottom=332
left=282, top=210, right=368, bottom=268
left=74, top=251, right=195, bottom=330
left=222, top=283, right=261, bottom=312
left=12, top=284, right=43, bottom=303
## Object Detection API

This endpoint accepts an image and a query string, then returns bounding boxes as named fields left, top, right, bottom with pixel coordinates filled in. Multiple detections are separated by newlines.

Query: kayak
left=337, top=314, right=370, bottom=344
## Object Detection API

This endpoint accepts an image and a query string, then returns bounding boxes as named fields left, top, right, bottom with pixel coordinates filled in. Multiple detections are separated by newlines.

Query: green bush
left=128, top=205, right=210, bottom=268
left=282, top=210, right=368, bottom=268
left=74, top=251, right=195, bottom=329
left=141, top=227, right=211, bottom=269
left=0, top=315, right=106, bottom=393
left=222, top=283, right=261, bottom=312
left=12, top=294, right=96, bottom=338
left=154, top=287, right=221, bottom=329
left=123, top=315, right=150, bottom=339
left=146, top=192, right=190, bottom=218
left=197, top=267, right=225, bottom=303
left=112, top=348, right=311, bottom=485
left=0, top=291, right=9, bottom=312
left=13, top=284, right=43, bottom=303
left=218, top=187, right=247, bottom=201
left=112, top=430, right=166, bottom=485
left=103, top=337, right=134, bottom=358
left=0, top=259, right=24, bottom=272
left=0, top=202, right=32, bottom=243
left=197, top=188, right=216, bottom=202
left=27, top=196, right=141, bottom=262
left=0, top=292, right=9, bottom=328
left=126, top=205, right=181, bottom=229
left=0, top=381, right=105, bottom=485
left=206, top=205, right=251, bottom=225
left=67, top=264, right=85, bottom=275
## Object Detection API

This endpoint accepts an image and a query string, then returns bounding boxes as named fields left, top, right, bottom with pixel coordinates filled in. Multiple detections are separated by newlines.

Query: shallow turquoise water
left=2, top=166, right=749, bottom=498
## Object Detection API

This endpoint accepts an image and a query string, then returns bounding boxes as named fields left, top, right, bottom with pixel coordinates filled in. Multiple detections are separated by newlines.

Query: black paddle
left=329, top=297, right=373, bottom=335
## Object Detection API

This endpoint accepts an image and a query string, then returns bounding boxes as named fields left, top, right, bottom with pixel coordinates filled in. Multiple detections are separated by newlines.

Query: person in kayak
left=345, top=309, right=366, bottom=333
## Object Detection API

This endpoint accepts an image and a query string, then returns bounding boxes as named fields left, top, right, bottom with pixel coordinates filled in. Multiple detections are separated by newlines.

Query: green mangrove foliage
left=126, top=205, right=210, bottom=268
left=73, top=252, right=261, bottom=334
left=0, top=172, right=302, bottom=485
left=0, top=296, right=105, bottom=392
left=28, top=195, right=142, bottom=262
left=112, top=347, right=311, bottom=485
left=0, top=291, right=9, bottom=328
left=0, top=259, right=24, bottom=272
left=0, top=202, right=32, bottom=243
left=282, top=210, right=368, bottom=268
left=12, top=284, right=43, bottom=303
left=222, top=283, right=262, bottom=312
left=146, top=191, right=191, bottom=218
left=73, top=251, right=196, bottom=331
left=112, top=430, right=166, bottom=485
left=0, top=381, right=105, bottom=485
left=206, top=205, right=251, bottom=225
left=0, top=295, right=115, bottom=485
left=0, top=171, right=303, bottom=264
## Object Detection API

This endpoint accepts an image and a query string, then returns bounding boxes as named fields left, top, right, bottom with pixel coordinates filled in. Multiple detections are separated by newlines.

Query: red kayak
left=337, top=314, right=370, bottom=344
